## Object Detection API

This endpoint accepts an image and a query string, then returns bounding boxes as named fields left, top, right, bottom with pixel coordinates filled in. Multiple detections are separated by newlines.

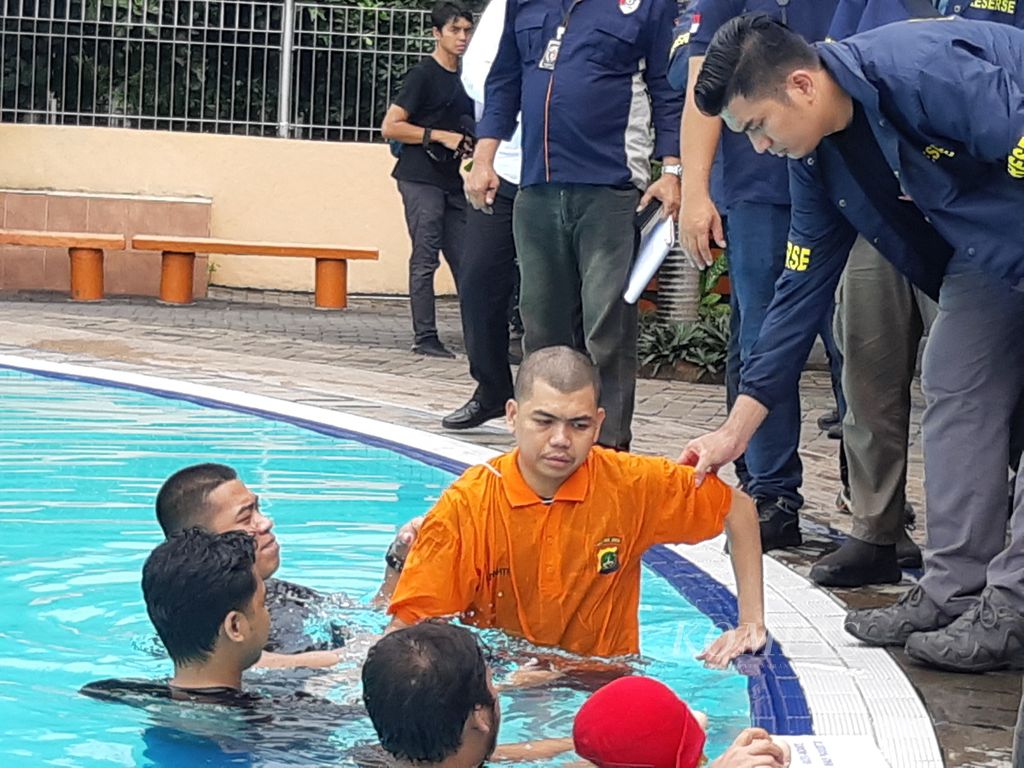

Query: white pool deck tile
left=0, top=353, right=945, bottom=768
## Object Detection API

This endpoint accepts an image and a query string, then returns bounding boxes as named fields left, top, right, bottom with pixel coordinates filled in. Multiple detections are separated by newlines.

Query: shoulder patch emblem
left=619, top=0, right=641, bottom=15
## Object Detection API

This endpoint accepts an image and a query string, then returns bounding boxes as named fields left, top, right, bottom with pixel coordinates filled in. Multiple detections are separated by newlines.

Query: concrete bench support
left=133, top=235, right=378, bottom=309
left=0, top=230, right=126, bottom=302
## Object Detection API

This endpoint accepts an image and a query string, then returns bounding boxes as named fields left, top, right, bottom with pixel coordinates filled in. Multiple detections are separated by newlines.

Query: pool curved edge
left=0, top=353, right=941, bottom=768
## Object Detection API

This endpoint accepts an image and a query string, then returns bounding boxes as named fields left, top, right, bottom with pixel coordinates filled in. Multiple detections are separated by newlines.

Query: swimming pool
left=0, top=365, right=752, bottom=767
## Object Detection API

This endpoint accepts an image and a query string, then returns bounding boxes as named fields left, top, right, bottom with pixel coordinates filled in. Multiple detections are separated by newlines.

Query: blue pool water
left=0, top=367, right=751, bottom=766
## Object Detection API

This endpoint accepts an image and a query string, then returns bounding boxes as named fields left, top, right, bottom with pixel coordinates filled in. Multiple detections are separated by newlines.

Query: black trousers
left=397, top=180, right=465, bottom=344
left=458, top=180, right=518, bottom=408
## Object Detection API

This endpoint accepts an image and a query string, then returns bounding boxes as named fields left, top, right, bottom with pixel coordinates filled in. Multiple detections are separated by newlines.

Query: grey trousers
left=834, top=238, right=937, bottom=545
left=397, top=180, right=466, bottom=344
left=513, top=184, right=640, bottom=450
left=917, top=264, right=1024, bottom=616
left=1014, top=684, right=1024, bottom=768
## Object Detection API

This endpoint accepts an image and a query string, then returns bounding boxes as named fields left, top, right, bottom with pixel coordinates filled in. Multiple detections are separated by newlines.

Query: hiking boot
left=905, top=587, right=1024, bottom=673
left=810, top=537, right=902, bottom=588
left=756, top=497, right=802, bottom=552
left=844, top=584, right=953, bottom=647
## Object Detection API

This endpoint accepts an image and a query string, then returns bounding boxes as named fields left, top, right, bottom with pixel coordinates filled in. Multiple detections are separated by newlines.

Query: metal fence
left=0, top=0, right=434, bottom=141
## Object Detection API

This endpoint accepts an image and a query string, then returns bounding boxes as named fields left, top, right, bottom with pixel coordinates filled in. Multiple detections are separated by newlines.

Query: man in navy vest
left=465, top=0, right=684, bottom=452
left=681, top=14, right=1024, bottom=672
left=668, top=0, right=842, bottom=554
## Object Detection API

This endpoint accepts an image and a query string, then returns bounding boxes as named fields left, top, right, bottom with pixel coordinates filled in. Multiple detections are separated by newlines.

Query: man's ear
left=469, top=704, right=495, bottom=736
left=787, top=69, right=817, bottom=103
left=505, top=398, right=518, bottom=433
left=223, top=610, right=246, bottom=644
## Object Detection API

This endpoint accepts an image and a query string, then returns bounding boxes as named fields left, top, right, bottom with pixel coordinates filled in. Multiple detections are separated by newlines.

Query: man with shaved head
left=387, top=346, right=767, bottom=666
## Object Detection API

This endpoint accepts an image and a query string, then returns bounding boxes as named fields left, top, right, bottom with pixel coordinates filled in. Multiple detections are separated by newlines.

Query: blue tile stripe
left=643, top=545, right=813, bottom=736
left=2, top=361, right=814, bottom=736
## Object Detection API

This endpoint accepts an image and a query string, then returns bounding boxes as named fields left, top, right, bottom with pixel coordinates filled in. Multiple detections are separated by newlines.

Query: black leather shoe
left=757, top=497, right=802, bottom=551
left=441, top=399, right=505, bottom=430
left=896, top=530, right=922, bottom=570
left=810, top=537, right=902, bottom=588
left=412, top=338, right=455, bottom=359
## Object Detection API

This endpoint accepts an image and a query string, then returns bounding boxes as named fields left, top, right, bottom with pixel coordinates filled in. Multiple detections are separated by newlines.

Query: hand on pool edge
left=696, top=623, right=768, bottom=670
left=711, top=728, right=790, bottom=768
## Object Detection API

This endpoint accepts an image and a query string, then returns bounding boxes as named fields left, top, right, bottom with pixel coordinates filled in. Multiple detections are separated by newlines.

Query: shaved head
left=513, top=346, right=600, bottom=402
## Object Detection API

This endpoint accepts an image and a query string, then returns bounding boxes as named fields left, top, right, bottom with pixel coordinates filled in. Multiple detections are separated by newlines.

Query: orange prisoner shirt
left=388, top=446, right=733, bottom=657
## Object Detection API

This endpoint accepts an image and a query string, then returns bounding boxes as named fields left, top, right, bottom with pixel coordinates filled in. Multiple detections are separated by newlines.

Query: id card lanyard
left=539, top=0, right=585, bottom=70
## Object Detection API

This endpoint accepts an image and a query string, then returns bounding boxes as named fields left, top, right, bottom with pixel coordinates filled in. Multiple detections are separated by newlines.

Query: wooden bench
left=0, top=229, right=127, bottom=301
left=132, top=236, right=380, bottom=309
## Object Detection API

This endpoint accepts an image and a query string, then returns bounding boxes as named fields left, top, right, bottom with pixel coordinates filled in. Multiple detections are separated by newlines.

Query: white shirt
left=461, top=0, right=522, bottom=186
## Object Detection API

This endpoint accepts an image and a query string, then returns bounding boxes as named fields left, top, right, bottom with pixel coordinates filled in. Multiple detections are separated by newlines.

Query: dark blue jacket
left=952, top=0, right=1024, bottom=26
left=666, top=0, right=838, bottom=210
left=828, top=0, right=1023, bottom=40
left=478, top=0, right=683, bottom=189
left=740, top=17, right=1024, bottom=411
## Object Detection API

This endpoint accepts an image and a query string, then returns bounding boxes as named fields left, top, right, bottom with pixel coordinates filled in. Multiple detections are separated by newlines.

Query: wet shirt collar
left=498, top=449, right=591, bottom=507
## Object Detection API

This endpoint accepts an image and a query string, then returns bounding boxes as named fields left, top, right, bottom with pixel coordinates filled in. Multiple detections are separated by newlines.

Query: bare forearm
left=725, top=492, right=765, bottom=628
left=371, top=566, right=402, bottom=608
left=382, top=119, right=460, bottom=147
left=724, top=395, right=770, bottom=453
left=473, top=137, right=500, bottom=166
left=681, top=56, right=722, bottom=191
left=493, top=738, right=574, bottom=762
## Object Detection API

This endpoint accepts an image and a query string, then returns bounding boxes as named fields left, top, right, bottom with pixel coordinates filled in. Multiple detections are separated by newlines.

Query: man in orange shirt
left=388, top=346, right=766, bottom=666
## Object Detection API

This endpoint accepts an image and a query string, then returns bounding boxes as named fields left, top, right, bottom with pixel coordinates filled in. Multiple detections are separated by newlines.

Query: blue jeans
left=728, top=202, right=839, bottom=507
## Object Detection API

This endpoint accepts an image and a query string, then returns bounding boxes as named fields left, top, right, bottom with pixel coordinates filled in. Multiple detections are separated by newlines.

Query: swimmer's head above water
left=156, top=463, right=281, bottom=579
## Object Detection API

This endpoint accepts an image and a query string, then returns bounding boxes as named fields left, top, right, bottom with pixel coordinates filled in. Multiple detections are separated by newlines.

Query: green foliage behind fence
left=0, top=0, right=476, bottom=139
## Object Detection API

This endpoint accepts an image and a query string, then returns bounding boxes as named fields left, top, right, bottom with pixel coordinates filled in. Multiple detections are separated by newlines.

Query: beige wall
left=0, top=124, right=453, bottom=295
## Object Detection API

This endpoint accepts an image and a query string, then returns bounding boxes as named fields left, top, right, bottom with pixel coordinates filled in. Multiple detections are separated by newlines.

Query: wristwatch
left=662, top=163, right=682, bottom=177
left=385, top=540, right=406, bottom=572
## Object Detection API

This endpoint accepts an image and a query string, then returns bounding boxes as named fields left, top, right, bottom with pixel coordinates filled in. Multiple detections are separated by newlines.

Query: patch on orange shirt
left=596, top=536, right=621, bottom=574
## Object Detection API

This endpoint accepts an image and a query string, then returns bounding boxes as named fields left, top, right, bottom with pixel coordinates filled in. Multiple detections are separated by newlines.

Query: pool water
left=0, top=367, right=750, bottom=766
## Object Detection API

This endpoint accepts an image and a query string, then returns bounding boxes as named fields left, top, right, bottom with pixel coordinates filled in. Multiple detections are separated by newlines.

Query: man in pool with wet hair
left=155, top=463, right=422, bottom=667
left=82, top=529, right=359, bottom=753
left=362, top=621, right=573, bottom=765
left=387, top=346, right=766, bottom=665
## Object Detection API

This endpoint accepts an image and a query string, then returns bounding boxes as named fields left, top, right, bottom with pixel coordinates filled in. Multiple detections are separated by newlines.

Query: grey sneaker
left=905, top=587, right=1024, bottom=672
left=844, top=585, right=953, bottom=647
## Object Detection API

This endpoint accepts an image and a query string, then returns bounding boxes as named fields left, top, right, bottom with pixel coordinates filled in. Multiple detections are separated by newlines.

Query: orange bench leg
left=160, top=251, right=196, bottom=305
left=68, top=247, right=104, bottom=301
left=315, top=259, right=347, bottom=310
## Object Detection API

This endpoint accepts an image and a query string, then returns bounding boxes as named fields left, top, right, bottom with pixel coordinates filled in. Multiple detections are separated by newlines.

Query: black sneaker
left=844, top=584, right=953, bottom=647
left=904, top=587, right=1024, bottom=672
left=412, top=338, right=455, bottom=359
left=441, top=399, right=505, bottom=430
left=809, top=537, right=902, bottom=588
left=816, top=409, right=840, bottom=431
left=756, top=497, right=802, bottom=551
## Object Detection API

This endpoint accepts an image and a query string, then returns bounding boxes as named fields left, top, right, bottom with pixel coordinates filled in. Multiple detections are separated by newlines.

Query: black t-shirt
left=391, top=56, right=474, bottom=193
left=825, top=102, right=953, bottom=261
left=264, top=577, right=350, bottom=654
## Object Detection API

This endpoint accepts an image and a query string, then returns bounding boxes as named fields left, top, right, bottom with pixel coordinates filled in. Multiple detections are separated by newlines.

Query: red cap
left=573, top=677, right=707, bottom=768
